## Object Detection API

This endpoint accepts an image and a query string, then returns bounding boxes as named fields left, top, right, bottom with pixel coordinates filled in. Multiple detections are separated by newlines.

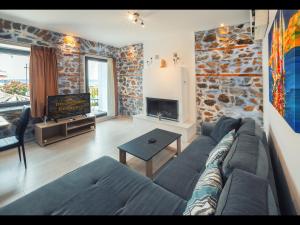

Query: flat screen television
left=47, top=93, right=90, bottom=120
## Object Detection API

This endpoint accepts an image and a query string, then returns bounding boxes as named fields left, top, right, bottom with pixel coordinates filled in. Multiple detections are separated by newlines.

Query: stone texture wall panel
left=195, top=22, right=263, bottom=132
left=0, top=18, right=144, bottom=141
left=116, top=44, right=144, bottom=116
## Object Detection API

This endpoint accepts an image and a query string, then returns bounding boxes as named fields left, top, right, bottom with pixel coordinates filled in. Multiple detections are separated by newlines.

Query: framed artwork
left=269, top=10, right=300, bottom=132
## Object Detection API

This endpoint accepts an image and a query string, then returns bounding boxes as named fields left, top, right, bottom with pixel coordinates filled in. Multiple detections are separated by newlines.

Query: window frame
left=84, top=56, right=108, bottom=93
left=0, top=45, right=31, bottom=108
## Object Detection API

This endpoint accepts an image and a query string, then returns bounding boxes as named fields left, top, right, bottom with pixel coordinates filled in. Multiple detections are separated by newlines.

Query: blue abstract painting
left=268, top=10, right=300, bottom=132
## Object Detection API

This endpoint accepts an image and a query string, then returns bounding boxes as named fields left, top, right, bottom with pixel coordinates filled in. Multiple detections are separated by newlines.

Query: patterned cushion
left=205, top=130, right=235, bottom=167
left=183, top=164, right=223, bottom=215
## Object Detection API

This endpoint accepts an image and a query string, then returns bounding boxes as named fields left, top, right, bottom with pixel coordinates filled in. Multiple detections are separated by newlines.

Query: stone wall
left=79, top=38, right=118, bottom=92
left=0, top=18, right=144, bottom=141
left=0, top=18, right=119, bottom=95
left=0, top=18, right=78, bottom=94
left=195, top=22, right=263, bottom=132
left=116, top=44, right=144, bottom=116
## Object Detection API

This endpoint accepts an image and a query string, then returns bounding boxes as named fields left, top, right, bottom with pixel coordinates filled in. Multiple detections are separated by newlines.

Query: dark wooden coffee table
left=117, top=128, right=181, bottom=179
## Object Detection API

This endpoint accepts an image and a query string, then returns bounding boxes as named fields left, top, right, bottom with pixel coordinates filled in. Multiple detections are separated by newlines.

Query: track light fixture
left=128, top=11, right=145, bottom=28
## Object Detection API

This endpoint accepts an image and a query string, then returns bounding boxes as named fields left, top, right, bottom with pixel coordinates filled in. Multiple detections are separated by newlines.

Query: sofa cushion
left=210, top=116, right=241, bottom=143
left=118, top=184, right=187, bottom=215
left=183, top=164, right=223, bottom=215
left=237, top=118, right=267, bottom=147
left=153, top=157, right=202, bottom=200
left=205, top=130, right=235, bottom=167
left=215, top=169, right=279, bottom=215
left=52, top=176, right=187, bottom=215
left=153, top=135, right=216, bottom=200
left=176, top=135, right=217, bottom=171
left=221, top=132, right=279, bottom=207
left=201, top=122, right=217, bottom=136
left=222, top=133, right=270, bottom=179
left=0, top=156, right=186, bottom=215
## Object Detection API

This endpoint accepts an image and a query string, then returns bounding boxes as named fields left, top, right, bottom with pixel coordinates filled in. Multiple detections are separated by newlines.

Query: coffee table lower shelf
left=119, top=150, right=156, bottom=179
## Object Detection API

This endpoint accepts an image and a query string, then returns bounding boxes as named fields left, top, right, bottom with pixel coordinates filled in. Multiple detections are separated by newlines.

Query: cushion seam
left=220, top=171, right=233, bottom=215
left=254, top=136, right=259, bottom=175
left=225, top=135, right=239, bottom=174
left=267, top=186, right=270, bottom=215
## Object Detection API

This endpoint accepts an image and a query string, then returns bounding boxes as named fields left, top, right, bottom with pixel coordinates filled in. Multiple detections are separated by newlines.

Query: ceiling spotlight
left=128, top=13, right=134, bottom=21
left=127, top=11, right=145, bottom=27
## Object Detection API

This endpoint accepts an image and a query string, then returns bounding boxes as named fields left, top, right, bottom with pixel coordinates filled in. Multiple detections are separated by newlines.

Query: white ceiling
left=0, top=10, right=250, bottom=47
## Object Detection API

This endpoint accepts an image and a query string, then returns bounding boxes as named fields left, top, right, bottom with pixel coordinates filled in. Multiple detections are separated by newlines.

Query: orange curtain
left=29, top=46, right=58, bottom=118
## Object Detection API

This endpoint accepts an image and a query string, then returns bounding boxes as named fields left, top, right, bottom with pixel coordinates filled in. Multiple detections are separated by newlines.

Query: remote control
left=148, top=138, right=156, bottom=144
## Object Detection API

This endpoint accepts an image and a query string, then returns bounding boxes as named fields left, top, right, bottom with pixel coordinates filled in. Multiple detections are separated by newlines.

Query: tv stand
left=35, top=114, right=96, bottom=147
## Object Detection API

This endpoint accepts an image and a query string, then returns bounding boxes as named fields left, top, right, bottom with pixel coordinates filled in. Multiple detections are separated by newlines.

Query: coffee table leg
left=146, top=159, right=153, bottom=179
left=176, top=136, right=181, bottom=156
left=119, top=150, right=126, bottom=164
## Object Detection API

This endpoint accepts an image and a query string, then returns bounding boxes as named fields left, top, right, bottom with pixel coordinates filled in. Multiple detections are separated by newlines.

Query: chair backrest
left=15, top=106, right=31, bottom=142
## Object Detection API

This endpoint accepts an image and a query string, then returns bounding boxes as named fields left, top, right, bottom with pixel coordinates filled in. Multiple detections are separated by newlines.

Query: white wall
left=263, top=10, right=300, bottom=213
left=142, top=32, right=196, bottom=122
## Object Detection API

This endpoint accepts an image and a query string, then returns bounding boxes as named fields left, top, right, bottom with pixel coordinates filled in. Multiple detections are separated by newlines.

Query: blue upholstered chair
left=0, top=107, right=31, bottom=169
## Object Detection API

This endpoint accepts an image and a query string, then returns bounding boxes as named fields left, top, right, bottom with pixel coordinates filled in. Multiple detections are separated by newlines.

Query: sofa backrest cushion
left=221, top=134, right=269, bottom=180
left=210, top=116, right=241, bottom=143
left=183, top=164, right=223, bottom=215
left=237, top=118, right=267, bottom=146
left=215, top=169, right=279, bottom=215
left=222, top=122, right=279, bottom=208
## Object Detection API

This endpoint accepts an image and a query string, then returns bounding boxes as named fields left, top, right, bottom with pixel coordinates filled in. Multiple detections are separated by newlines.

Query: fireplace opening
left=146, top=97, right=178, bottom=121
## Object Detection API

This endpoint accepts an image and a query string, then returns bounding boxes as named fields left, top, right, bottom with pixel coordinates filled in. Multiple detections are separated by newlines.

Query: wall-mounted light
left=128, top=11, right=145, bottom=28
left=173, top=53, right=180, bottom=65
left=218, top=23, right=229, bottom=35
left=128, top=13, right=134, bottom=21
left=147, top=57, right=153, bottom=66
left=63, top=35, right=76, bottom=47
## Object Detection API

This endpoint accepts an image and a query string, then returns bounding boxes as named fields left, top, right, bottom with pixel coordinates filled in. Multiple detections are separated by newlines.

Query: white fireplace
left=133, top=66, right=196, bottom=143
left=142, top=66, right=189, bottom=123
left=146, top=98, right=179, bottom=121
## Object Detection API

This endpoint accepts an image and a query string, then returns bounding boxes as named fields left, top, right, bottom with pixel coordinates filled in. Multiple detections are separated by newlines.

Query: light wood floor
left=0, top=116, right=192, bottom=208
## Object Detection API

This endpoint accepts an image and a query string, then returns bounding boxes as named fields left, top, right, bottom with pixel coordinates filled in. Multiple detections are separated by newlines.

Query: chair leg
left=17, top=145, right=22, bottom=162
left=21, top=143, right=27, bottom=169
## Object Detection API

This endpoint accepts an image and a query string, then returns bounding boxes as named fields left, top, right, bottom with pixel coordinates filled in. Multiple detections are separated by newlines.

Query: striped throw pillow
left=183, top=164, right=223, bottom=215
left=205, top=129, right=235, bottom=167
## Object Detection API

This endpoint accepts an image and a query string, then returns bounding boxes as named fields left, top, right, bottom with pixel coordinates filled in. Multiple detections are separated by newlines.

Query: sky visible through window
left=87, top=59, right=108, bottom=113
left=0, top=53, right=29, bottom=81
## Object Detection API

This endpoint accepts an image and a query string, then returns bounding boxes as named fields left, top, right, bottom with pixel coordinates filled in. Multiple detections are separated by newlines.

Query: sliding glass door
left=85, top=56, right=108, bottom=117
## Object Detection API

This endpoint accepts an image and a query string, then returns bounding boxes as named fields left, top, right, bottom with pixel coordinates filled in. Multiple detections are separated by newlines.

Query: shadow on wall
left=268, top=126, right=297, bottom=215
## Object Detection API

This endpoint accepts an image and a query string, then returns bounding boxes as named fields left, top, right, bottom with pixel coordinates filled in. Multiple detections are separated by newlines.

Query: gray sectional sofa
left=0, top=118, right=280, bottom=215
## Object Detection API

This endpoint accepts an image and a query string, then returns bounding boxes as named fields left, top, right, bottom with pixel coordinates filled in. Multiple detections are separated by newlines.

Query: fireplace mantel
left=143, top=66, right=189, bottom=123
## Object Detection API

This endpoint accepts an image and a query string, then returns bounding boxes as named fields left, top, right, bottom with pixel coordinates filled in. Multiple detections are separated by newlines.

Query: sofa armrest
left=201, top=122, right=216, bottom=136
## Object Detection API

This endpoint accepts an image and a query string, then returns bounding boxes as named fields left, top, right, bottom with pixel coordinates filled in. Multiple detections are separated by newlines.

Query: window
left=85, top=56, right=108, bottom=117
left=0, top=43, right=30, bottom=107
